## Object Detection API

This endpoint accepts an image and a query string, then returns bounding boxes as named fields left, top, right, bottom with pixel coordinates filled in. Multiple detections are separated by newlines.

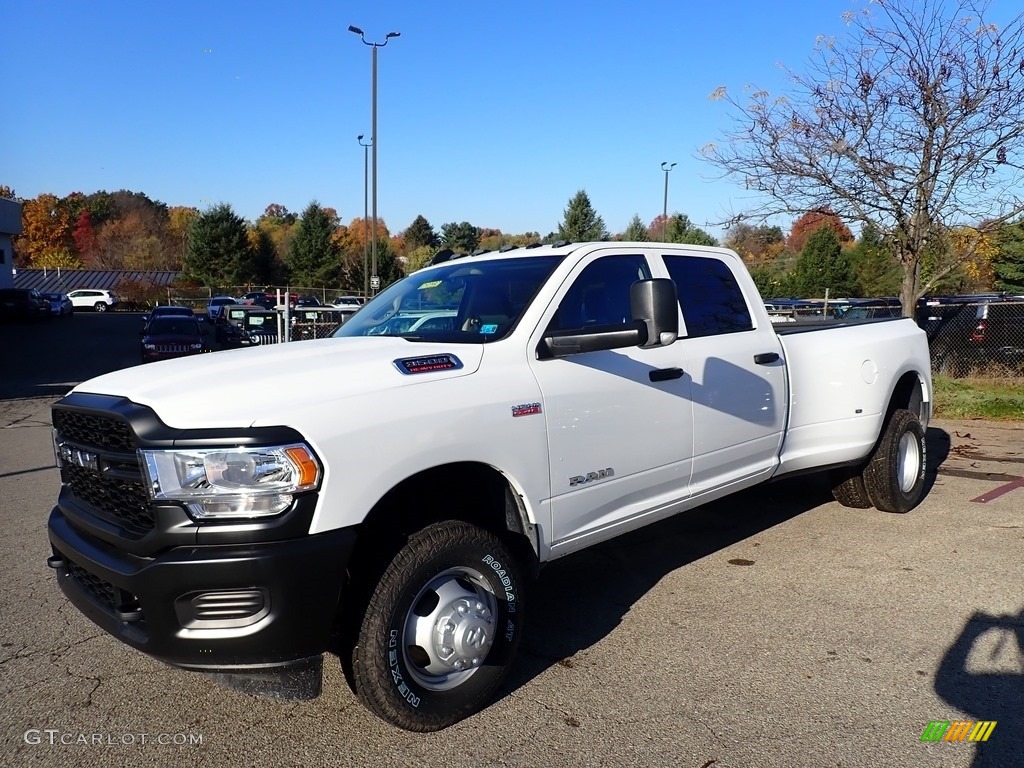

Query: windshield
left=332, top=255, right=564, bottom=342
left=146, top=318, right=200, bottom=336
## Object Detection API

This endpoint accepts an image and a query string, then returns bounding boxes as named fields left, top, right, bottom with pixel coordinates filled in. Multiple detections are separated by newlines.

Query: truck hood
left=72, top=337, right=483, bottom=429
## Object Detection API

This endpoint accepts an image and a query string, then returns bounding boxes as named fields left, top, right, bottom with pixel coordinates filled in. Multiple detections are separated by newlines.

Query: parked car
left=139, top=316, right=206, bottom=363
left=206, top=296, right=237, bottom=321
left=0, top=288, right=52, bottom=322
left=926, top=296, right=1024, bottom=375
left=40, top=292, right=74, bottom=317
left=67, top=289, right=117, bottom=312
left=142, top=305, right=194, bottom=326
left=239, top=292, right=278, bottom=310
left=837, top=298, right=902, bottom=320
left=331, top=295, right=366, bottom=306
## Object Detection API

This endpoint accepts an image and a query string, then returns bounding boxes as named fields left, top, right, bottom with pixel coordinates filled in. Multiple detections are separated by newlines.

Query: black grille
left=65, top=464, right=155, bottom=534
left=53, top=409, right=134, bottom=452
left=65, top=558, right=118, bottom=612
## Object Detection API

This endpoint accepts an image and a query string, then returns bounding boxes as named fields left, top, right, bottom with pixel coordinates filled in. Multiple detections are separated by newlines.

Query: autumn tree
left=792, top=227, right=858, bottom=298
left=785, top=209, right=854, bottom=254
left=557, top=190, right=608, bottom=241
left=168, top=206, right=198, bottom=264
left=440, top=221, right=480, bottom=252
left=404, top=215, right=439, bottom=250
left=72, top=210, right=97, bottom=265
left=703, top=0, right=1024, bottom=316
left=19, top=194, right=73, bottom=265
left=184, top=203, right=252, bottom=286
left=622, top=214, right=649, bottom=241
left=723, top=222, right=785, bottom=263
left=288, top=201, right=340, bottom=287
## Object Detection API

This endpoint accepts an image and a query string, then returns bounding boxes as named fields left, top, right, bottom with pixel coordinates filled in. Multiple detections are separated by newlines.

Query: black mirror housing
left=631, top=278, right=678, bottom=348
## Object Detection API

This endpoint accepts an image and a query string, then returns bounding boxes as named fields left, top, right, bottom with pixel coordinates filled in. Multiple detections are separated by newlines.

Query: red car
left=139, top=316, right=205, bottom=363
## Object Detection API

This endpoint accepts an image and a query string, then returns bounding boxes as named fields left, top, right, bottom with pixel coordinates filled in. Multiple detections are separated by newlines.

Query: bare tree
left=701, top=0, right=1024, bottom=315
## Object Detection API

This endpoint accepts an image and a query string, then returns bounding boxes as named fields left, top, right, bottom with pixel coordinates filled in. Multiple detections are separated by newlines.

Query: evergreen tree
left=404, top=215, right=439, bottom=250
left=184, top=203, right=251, bottom=287
left=288, top=201, right=340, bottom=286
left=557, top=190, right=608, bottom=241
left=440, top=221, right=480, bottom=252
left=666, top=214, right=718, bottom=246
left=994, top=219, right=1024, bottom=293
left=623, top=214, right=648, bottom=241
left=849, top=223, right=900, bottom=297
left=792, top=227, right=858, bottom=298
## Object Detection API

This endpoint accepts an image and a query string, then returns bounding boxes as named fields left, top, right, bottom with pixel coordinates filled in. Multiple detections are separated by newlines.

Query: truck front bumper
left=47, top=506, right=357, bottom=698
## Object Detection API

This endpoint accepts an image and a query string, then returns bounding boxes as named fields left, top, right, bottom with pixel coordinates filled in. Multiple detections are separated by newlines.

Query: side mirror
left=540, top=278, right=679, bottom=358
left=631, top=278, right=678, bottom=347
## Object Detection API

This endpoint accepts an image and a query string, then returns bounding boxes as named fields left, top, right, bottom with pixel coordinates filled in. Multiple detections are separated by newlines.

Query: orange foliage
left=786, top=208, right=854, bottom=253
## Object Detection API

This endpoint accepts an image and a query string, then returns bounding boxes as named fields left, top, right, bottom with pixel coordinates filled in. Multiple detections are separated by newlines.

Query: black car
left=0, top=288, right=51, bottom=322
left=925, top=295, right=1024, bottom=375
left=139, top=316, right=206, bottom=363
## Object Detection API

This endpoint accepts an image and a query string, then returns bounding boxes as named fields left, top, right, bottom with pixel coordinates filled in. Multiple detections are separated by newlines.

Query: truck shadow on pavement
left=933, top=608, right=1024, bottom=768
left=504, top=472, right=834, bottom=700
left=502, top=423, right=954, bottom=710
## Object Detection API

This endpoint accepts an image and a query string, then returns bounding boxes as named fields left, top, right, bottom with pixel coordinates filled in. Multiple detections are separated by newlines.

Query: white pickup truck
left=47, top=242, right=932, bottom=731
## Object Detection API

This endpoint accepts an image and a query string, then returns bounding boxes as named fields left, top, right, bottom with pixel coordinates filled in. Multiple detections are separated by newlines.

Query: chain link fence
left=921, top=298, right=1024, bottom=379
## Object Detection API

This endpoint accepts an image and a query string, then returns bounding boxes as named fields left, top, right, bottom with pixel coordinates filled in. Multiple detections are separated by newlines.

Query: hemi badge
left=394, top=354, right=464, bottom=375
left=511, top=402, right=542, bottom=418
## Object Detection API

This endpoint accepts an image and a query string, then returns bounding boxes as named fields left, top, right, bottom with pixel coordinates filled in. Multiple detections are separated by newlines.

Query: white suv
left=67, top=289, right=118, bottom=312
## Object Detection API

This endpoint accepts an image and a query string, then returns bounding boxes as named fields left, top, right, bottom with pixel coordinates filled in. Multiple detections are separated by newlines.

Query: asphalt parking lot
left=1, top=313, right=1022, bottom=767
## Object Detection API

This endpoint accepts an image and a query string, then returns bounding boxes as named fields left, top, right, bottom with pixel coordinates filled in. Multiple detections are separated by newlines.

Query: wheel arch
left=885, top=369, right=930, bottom=427
left=352, top=462, right=541, bottom=577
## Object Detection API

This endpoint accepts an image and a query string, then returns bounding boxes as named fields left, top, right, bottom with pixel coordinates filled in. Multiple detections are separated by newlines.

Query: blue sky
left=8, top=0, right=871, bottom=239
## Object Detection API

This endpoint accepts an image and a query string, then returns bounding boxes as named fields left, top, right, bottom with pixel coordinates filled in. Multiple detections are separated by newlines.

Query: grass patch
left=932, top=375, right=1024, bottom=421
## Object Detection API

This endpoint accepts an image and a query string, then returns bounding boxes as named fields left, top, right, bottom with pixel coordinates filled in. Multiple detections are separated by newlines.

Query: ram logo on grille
left=57, top=442, right=99, bottom=472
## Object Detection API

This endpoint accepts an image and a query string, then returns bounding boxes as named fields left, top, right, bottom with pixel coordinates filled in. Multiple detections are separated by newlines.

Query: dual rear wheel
left=831, top=409, right=927, bottom=513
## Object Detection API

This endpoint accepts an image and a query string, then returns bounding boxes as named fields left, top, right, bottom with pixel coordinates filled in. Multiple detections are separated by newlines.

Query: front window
left=332, top=256, right=564, bottom=343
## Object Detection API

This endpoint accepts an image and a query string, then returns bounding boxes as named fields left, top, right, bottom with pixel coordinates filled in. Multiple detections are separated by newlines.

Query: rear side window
left=663, top=255, right=753, bottom=337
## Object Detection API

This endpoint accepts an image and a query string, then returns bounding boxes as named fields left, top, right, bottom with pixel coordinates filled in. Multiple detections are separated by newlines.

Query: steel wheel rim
left=401, top=566, right=498, bottom=691
left=897, top=432, right=920, bottom=493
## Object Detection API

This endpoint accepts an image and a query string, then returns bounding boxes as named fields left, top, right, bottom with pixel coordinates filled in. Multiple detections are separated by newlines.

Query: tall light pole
left=349, top=25, right=400, bottom=295
left=661, top=162, right=676, bottom=242
left=357, top=134, right=372, bottom=298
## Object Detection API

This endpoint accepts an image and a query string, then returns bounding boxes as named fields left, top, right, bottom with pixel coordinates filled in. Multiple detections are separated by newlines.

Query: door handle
left=649, top=367, right=684, bottom=382
left=754, top=352, right=780, bottom=365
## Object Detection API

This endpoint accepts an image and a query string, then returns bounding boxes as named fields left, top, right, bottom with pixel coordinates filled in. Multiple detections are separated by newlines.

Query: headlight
left=190, top=342, right=203, bottom=350
left=140, top=444, right=320, bottom=519
left=143, top=343, right=156, bottom=350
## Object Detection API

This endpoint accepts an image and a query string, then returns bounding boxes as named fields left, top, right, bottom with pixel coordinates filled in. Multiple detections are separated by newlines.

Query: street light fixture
left=349, top=25, right=401, bottom=295
left=357, top=134, right=372, bottom=299
left=661, top=162, right=677, bottom=242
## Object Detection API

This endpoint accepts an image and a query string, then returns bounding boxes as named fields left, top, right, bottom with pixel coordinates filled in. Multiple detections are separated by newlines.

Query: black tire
left=863, top=409, right=927, bottom=513
left=94, top=302, right=107, bottom=313
left=830, top=465, right=872, bottom=508
left=351, top=521, right=524, bottom=731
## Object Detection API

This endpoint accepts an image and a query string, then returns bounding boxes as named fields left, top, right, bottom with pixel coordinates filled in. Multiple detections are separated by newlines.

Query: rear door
left=660, top=252, right=786, bottom=496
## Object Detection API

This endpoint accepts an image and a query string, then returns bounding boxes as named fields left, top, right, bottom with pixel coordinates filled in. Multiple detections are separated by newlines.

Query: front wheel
left=94, top=302, right=107, bottom=312
left=863, top=409, right=927, bottom=513
left=351, top=521, right=524, bottom=731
